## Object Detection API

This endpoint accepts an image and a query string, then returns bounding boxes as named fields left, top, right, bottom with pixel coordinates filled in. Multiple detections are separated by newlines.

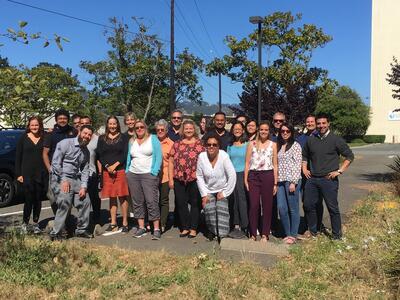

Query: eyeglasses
left=172, top=116, right=182, bottom=120
left=207, top=143, right=219, bottom=148
left=135, top=126, right=145, bottom=130
left=156, top=128, right=165, bottom=132
left=281, top=130, right=291, bottom=134
left=273, top=119, right=284, bottom=123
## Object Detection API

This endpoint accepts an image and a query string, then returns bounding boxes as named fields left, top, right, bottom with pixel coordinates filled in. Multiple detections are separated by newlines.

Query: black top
left=168, top=127, right=181, bottom=142
left=15, top=133, right=47, bottom=180
left=202, top=129, right=233, bottom=151
left=96, top=133, right=128, bottom=170
left=302, top=131, right=354, bottom=177
left=43, top=124, right=77, bottom=161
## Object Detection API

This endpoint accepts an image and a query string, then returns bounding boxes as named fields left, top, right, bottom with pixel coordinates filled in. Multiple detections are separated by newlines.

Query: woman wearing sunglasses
left=276, top=123, right=302, bottom=244
left=196, top=133, right=236, bottom=240
left=126, top=120, right=163, bottom=240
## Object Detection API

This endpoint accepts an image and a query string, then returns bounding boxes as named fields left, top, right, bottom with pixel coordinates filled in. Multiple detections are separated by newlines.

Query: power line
left=5, top=0, right=171, bottom=43
left=193, top=0, right=220, bottom=58
left=200, top=74, right=237, bottom=102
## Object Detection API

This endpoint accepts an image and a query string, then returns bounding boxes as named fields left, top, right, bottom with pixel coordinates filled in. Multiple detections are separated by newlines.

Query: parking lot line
left=0, top=206, right=52, bottom=217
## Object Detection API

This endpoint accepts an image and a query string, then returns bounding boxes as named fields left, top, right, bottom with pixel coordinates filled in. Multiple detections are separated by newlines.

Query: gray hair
left=155, top=119, right=169, bottom=131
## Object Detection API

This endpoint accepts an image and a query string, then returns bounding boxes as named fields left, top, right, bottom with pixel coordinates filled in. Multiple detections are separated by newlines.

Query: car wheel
left=0, top=173, right=14, bottom=208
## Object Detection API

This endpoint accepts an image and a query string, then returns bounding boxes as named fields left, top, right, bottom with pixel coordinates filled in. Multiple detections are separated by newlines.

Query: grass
left=1, top=184, right=400, bottom=299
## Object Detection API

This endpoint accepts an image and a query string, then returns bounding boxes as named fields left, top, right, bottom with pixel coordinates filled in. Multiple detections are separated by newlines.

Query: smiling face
left=107, top=118, right=118, bottom=134
left=272, top=113, right=285, bottom=130
left=317, top=117, right=330, bottom=135
left=134, top=121, right=146, bottom=139
left=72, top=117, right=81, bottom=130
left=56, top=114, right=69, bottom=127
left=305, top=116, right=316, bottom=132
left=214, top=114, right=226, bottom=130
left=171, top=111, right=182, bottom=127
left=125, top=116, right=136, bottom=130
left=156, top=125, right=167, bottom=140
left=28, top=119, right=40, bottom=134
left=206, top=137, right=220, bottom=157
left=200, top=117, right=206, bottom=132
left=246, top=121, right=257, bottom=135
left=258, top=123, right=270, bottom=140
left=280, top=125, right=292, bottom=142
left=183, top=123, right=195, bottom=139
left=79, top=127, right=93, bottom=146
left=232, top=123, right=244, bottom=139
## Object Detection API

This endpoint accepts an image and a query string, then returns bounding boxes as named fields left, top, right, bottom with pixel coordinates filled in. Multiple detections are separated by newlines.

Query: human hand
left=61, top=181, right=70, bottom=193
left=216, top=192, right=224, bottom=200
left=78, top=188, right=86, bottom=199
left=273, top=185, right=277, bottom=195
left=303, top=169, right=311, bottom=179
left=289, top=183, right=296, bottom=193
left=201, top=196, right=209, bottom=208
left=327, top=171, right=340, bottom=180
left=168, top=180, right=174, bottom=189
left=17, top=176, right=23, bottom=183
left=244, top=180, right=249, bottom=191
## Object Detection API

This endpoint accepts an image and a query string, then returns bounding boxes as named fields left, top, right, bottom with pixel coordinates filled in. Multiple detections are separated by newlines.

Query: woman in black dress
left=15, top=116, right=47, bottom=234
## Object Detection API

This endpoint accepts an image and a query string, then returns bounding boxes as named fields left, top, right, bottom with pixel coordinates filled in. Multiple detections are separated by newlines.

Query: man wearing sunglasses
left=168, top=109, right=183, bottom=142
left=271, top=112, right=286, bottom=142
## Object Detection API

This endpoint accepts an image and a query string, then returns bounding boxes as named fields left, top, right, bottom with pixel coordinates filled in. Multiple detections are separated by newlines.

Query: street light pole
left=218, top=72, right=222, bottom=111
left=249, top=16, right=263, bottom=124
left=170, top=0, right=176, bottom=113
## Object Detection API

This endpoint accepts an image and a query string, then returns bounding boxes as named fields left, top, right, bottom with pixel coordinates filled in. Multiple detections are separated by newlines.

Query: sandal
left=249, top=236, right=257, bottom=241
left=260, top=235, right=268, bottom=243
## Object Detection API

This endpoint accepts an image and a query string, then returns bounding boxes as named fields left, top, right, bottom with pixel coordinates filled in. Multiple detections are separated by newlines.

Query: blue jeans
left=304, top=177, right=341, bottom=239
left=277, top=180, right=301, bottom=237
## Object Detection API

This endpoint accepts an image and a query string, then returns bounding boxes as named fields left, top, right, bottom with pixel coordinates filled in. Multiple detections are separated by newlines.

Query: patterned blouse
left=277, top=141, right=302, bottom=183
left=170, top=139, right=205, bottom=183
left=249, top=140, right=274, bottom=171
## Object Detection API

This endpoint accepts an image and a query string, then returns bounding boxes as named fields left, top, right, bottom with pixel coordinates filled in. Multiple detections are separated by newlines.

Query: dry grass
left=1, top=183, right=400, bottom=299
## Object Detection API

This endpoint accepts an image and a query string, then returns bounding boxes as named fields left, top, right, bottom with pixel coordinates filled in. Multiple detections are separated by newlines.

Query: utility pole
left=218, top=72, right=222, bottom=111
left=169, top=0, right=176, bottom=113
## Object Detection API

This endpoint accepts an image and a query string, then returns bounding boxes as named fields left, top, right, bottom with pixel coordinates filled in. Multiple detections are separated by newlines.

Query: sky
left=0, top=0, right=372, bottom=105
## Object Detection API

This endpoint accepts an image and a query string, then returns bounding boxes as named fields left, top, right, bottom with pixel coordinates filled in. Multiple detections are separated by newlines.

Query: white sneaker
left=32, top=223, right=42, bottom=234
left=21, top=223, right=28, bottom=234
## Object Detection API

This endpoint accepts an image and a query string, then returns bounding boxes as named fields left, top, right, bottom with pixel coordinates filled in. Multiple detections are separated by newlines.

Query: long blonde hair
left=255, top=121, right=271, bottom=151
left=179, top=119, right=200, bottom=139
left=130, top=119, right=150, bottom=143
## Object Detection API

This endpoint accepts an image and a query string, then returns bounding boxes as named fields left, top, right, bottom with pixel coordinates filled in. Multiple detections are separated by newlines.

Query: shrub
left=350, top=138, right=365, bottom=144
left=363, top=135, right=385, bottom=143
left=388, top=155, right=400, bottom=197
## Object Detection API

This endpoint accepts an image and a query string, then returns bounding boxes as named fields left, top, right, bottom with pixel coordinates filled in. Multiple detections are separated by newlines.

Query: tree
left=206, top=12, right=332, bottom=125
left=0, top=63, right=84, bottom=127
left=387, top=57, right=400, bottom=110
left=315, top=85, right=370, bottom=137
left=81, top=18, right=204, bottom=124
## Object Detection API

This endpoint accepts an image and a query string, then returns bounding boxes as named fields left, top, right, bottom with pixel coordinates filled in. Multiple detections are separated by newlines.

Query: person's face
left=272, top=114, right=285, bottom=130
left=183, top=124, right=195, bottom=139
left=280, top=126, right=292, bottom=142
left=317, top=118, right=330, bottom=135
left=73, top=117, right=81, bottom=130
left=29, top=119, right=40, bottom=134
left=56, top=115, right=69, bottom=127
left=206, top=138, right=219, bottom=156
left=246, top=121, right=257, bottom=135
left=156, top=125, right=167, bottom=140
left=200, top=118, right=206, bottom=131
left=214, top=114, right=226, bottom=130
left=259, top=124, right=270, bottom=139
left=80, top=118, right=91, bottom=127
left=232, top=123, right=244, bottom=139
left=305, top=116, right=316, bottom=132
left=125, top=117, right=136, bottom=129
left=237, top=117, right=246, bottom=125
left=107, top=118, right=118, bottom=134
left=79, top=128, right=93, bottom=146
left=134, top=122, right=146, bottom=138
left=171, top=112, right=182, bottom=127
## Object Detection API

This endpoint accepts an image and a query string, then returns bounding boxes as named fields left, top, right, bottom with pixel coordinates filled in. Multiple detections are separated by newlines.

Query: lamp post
left=249, top=16, right=263, bottom=124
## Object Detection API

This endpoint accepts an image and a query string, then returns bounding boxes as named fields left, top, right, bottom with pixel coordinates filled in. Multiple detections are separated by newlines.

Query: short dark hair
left=80, top=124, right=94, bottom=133
left=316, top=113, right=330, bottom=122
left=235, top=114, right=248, bottom=122
left=171, top=109, right=183, bottom=116
left=214, top=111, right=226, bottom=119
left=230, top=121, right=248, bottom=144
left=55, top=108, right=70, bottom=120
left=71, top=114, right=81, bottom=121
left=80, top=115, right=91, bottom=122
left=205, top=131, right=221, bottom=147
left=306, top=114, right=316, bottom=120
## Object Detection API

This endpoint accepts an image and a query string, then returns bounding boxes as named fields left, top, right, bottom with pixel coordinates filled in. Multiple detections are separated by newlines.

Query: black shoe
left=49, top=234, right=66, bottom=241
left=121, top=226, right=129, bottom=233
left=205, top=232, right=215, bottom=241
left=76, top=231, right=94, bottom=239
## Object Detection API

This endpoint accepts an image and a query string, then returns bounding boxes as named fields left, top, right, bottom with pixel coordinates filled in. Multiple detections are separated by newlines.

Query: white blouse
left=196, top=150, right=237, bottom=198
left=129, top=137, right=153, bottom=174
left=249, top=140, right=274, bottom=171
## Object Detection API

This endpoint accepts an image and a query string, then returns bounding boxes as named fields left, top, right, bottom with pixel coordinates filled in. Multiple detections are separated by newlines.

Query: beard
left=78, top=136, right=90, bottom=147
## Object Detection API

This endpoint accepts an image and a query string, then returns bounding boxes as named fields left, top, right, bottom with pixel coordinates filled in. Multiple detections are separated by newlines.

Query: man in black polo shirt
left=202, top=111, right=232, bottom=151
left=271, top=111, right=286, bottom=142
left=168, top=109, right=183, bottom=142
left=302, top=113, right=354, bottom=240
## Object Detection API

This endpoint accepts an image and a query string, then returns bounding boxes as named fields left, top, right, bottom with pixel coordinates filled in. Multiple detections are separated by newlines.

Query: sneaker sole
left=133, top=233, right=147, bottom=238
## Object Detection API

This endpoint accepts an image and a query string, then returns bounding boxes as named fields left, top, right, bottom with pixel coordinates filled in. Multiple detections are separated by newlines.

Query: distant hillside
left=179, top=101, right=238, bottom=116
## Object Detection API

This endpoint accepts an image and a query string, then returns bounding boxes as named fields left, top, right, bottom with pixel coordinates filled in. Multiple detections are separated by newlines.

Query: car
left=0, top=129, right=24, bottom=207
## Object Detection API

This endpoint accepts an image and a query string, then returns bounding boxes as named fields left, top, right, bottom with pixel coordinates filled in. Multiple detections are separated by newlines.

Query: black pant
left=23, top=178, right=46, bottom=224
left=174, top=179, right=200, bottom=231
left=159, top=182, right=170, bottom=228
left=301, top=176, right=324, bottom=232
left=229, top=172, right=248, bottom=229
left=88, top=174, right=101, bottom=224
left=304, top=177, right=341, bottom=238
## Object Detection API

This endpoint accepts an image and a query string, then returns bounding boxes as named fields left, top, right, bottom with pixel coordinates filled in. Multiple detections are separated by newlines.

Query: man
left=71, top=114, right=81, bottom=131
left=168, top=109, right=183, bottom=142
left=235, top=114, right=248, bottom=126
left=271, top=111, right=286, bottom=142
left=49, top=125, right=94, bottom=240
left=302, top=113, right=354, bottom=240
left=202, top=111, right=232, bottom=151
left=43, top=109, right=77, bottom=214
left=297, top=114, right=317, bottom=148
left=80, top=116, right=101, bottom=225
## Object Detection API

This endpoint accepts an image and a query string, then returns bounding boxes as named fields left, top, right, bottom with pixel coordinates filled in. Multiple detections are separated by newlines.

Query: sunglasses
left=273, top=119, right=284, bottom=123
left=207, top=143, right=219, bottom=148
left=172, top=116, right=182, bottom=120
left=135, top=126, right=145, bottom=130
left=156, top=128, right=165, bottom=132
left=281, top=129, right=291, bottom=134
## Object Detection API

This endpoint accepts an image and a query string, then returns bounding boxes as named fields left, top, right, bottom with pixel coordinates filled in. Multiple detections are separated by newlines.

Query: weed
left=126, top=265, right=138, bottom=275
left=83, top=251, right=100, bottom=266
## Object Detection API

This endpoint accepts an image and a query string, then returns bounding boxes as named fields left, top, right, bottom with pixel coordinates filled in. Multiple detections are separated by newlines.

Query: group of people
left=15, top=107, right=354, bottom=243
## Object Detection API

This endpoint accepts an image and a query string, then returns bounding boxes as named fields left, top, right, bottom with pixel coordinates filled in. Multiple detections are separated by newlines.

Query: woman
left=155, top=119, right=174, bottom=232
left=244, top=121, right=278, bottom=242
left=199, top=117, right=207, bottom=139
left=123, top=112, right=136, bottom=139
left=126, top=120, right=163, bottom=239
left=197, top=133, right=236, bottom=240
left=15, top=116, right=47, bottom=234
left=168, top=119, right=204, bottom=238
left=96, top=116, right=130, bottom=233
left=277, top=123, right=302, bottom=244
left=227, top=121, right=249, bottom=239
left=246, top=119, right=257, bottom=141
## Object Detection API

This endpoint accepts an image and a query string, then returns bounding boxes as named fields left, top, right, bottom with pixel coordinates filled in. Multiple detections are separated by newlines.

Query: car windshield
left=0, top=132, right=23, bottom=154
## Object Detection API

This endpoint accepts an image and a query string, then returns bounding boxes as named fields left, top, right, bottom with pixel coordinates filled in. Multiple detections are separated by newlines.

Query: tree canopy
left=387, top=57, right=400, bottom=107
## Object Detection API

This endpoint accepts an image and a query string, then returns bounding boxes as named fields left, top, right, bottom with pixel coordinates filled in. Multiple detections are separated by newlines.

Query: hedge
left=363, top=135, right=385, bottom=143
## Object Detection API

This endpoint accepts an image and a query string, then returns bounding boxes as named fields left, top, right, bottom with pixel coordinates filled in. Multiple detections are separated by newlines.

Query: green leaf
left=55, top=39, right=63, bottom=51
left=15, top=86, right=22, bottom=94
left=18, top=21, right=28, bottom=28
left=43, top=40, right=50, bottom=48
